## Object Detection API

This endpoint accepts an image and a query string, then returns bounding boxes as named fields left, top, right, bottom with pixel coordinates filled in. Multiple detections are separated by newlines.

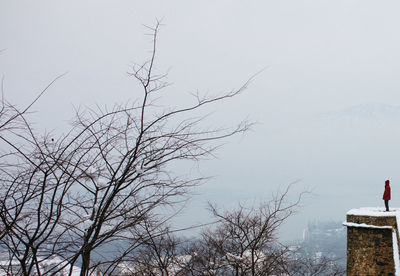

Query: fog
left=2, top=0, right=400, bottom=240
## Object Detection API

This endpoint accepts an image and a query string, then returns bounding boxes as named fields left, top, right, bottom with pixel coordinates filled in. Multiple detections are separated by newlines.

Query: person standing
left=383, top=179, right=391, bottom=211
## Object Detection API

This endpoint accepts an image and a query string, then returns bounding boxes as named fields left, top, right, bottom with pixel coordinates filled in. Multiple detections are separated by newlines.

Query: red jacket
left=383, top=182, right=391, bottom=200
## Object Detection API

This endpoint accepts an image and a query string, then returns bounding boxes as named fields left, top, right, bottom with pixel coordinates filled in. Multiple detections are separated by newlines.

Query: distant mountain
left=320, top=103, right=400, bottom=121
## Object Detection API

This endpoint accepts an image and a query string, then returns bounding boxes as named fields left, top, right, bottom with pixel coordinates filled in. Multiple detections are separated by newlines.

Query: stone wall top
left=347, top=207, right=400, bottom=217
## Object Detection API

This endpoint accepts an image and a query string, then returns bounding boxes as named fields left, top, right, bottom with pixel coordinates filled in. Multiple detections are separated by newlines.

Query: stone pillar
left=344, top=208, right=399, bottom=276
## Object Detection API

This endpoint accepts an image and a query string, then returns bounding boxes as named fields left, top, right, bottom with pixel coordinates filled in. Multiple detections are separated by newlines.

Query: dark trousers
left=385, top=200, right=389, bottom=211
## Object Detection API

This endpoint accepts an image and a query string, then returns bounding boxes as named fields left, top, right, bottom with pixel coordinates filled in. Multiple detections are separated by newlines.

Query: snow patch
left=393, top=230, right=400, bottom=276
left=347, top=207, right=400, bottom=217
left=395, top=212, right=400, bottom=276
left=343, top=222, right=392, bottom=229
left=0, top=256, right=81, bottom=276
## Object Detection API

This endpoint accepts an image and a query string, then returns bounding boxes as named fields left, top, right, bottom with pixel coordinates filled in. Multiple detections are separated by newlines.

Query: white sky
left=2, top=0, right=400, bottom=240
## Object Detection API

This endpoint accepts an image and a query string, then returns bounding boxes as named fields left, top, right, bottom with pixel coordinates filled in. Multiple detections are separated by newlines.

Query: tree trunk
left=80, top=251, right=91, bottom=276
left=251, top=250, right=255, bottom=276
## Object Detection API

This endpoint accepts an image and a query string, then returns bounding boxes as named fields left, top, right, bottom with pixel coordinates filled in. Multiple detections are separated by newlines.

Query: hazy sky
left=2, top=0, right=400, bottom=240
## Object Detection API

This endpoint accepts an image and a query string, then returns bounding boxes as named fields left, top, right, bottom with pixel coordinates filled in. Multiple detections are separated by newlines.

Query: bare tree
left=187, top=184, right=305, bottom=276
left=282, top=254, right=346, bottom=276
left=0, top=73, right=68, bottom=275
left=117, top=222, right=186, bottom=276
left=109, top=185, right=344, bottom=276
left=0, top=22, right=251, bottom=276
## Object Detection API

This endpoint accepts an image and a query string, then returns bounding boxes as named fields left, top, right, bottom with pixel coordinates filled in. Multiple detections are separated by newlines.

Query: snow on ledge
left=347, top=207, right=400, bottom=217
left=392, top=230, right=400, bottom=276
left=343, top=222, right=393, bottom=229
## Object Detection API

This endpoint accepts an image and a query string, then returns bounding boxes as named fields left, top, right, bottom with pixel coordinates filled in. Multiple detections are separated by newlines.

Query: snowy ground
left=0, top=257, right=81, bottom=276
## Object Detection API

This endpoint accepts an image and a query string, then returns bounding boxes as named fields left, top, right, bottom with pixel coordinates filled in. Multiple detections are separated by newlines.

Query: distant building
left=300, top=220, right=346, bottom=262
